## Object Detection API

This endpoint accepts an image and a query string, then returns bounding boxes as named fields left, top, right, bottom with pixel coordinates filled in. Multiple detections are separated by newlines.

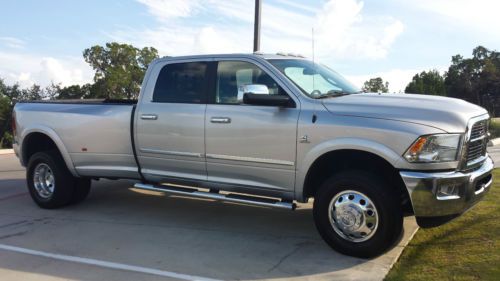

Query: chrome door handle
left=210, top=117, right=231, bottom=124
left=141, top=114, right=158, bottom=120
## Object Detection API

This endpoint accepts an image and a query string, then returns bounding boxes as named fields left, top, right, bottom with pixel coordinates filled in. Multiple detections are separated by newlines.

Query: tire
left=313, top=170, right=403, bottom=258
left=70, top=178, right=92, bottom=204
left=26, top=151, right=76, bottom=209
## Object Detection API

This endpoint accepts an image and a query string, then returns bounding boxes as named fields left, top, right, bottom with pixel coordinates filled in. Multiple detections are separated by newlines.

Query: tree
left=362, top=77, right=389, bottom=93
left=0, top=79, right=18, bottom=147
left=58, top=84, right=91, bottom=100
left=83, top=43, right=159, bottom=99
left=405, top=70, right=446, bottom=96
left=444, top=46, right=500, bottom=115
left=0, top=78, right=48, bottom=147
left=0, top=80, right=10, bottom=147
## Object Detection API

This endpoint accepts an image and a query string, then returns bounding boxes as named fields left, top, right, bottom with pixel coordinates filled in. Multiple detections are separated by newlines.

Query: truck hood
left=321, top=93, right=488, bottom=132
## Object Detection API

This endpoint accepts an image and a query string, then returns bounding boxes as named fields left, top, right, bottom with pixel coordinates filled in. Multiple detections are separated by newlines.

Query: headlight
left=404, top=134, right=462, bottom=163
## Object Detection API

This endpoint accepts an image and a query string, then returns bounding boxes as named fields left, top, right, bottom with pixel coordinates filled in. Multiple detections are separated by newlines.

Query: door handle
left=210, top=117, right=231, bottom=124
left=141, top=114, right=158, bottom=120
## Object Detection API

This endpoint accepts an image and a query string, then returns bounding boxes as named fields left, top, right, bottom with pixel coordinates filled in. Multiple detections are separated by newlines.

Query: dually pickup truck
left=12, top=54, right=493, bottom=258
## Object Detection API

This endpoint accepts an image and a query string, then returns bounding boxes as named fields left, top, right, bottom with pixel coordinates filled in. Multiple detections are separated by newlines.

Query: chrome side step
left=133, top=183, right=296, bottom=210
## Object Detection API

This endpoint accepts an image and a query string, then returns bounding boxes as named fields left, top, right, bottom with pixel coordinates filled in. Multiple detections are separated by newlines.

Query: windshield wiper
left=316, top=90, right=351, bottom=99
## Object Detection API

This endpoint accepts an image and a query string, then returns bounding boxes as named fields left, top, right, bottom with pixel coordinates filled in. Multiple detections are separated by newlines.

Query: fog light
left=436, top=183, right=460, bottom=200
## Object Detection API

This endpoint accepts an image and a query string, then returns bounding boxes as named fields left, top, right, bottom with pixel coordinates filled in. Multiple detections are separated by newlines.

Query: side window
left=153, top=62, right=207, bottom=103
left=216, top=61, right=287, bottom=104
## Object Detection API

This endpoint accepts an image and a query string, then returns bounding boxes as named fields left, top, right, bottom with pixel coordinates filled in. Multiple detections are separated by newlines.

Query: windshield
left=268, top=59, right=361, bottom=98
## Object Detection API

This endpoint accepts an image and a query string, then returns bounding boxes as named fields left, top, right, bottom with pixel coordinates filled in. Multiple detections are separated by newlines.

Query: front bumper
left=400, top=156, right=494, bottom=226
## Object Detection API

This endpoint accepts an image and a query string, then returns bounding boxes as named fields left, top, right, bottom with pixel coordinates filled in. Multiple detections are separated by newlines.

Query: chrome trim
left=436, top=194, right=460, bottom=201
left=328, top=190, right=379, bottom=243
left=133, top=183, right=296, bottom=210
left=206, top=153, right=294, bottom=166
left=474, top=177, right=492, bottom=195
left=210, top=117, right=231, bottom=124
left=140, top=114, right=158, bottom=120
left=470, top=134, right=486, bottom=143
left=458, top=114, right=490, bottom=171
left=75, top=166, right=139, bottom=172
left=467, top=155, right=488, bottom=167
left=33, top=163, right=55, bottom=199
left=139, top=148, right=204, bottom=158
left=400, top=156, right=494, bottom=217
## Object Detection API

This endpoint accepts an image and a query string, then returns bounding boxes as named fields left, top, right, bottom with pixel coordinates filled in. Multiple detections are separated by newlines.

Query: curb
left=0, top=149, right=14, bottom=155
left=382, top=217, right=419, bottom=280
left=488, top=138, right=500, bottom=147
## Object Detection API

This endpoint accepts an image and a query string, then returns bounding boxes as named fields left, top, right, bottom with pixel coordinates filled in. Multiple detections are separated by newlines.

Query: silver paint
left=13, top=54, right=492, bottom=220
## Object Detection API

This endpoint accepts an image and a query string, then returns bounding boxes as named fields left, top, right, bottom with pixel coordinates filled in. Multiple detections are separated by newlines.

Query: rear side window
left=153, top=62, right=208, bottom=103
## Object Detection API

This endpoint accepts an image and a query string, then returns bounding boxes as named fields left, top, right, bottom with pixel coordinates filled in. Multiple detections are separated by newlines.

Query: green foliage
left=489, top=118, right=500, bottom=139
left=362, top=77, right=389, bottom=93
left=57, top=83, right=98, bottom=100
left=83, top=42, right=159, bottom=99
left=0, top=80, right=63, bottom=148
left=0, top=131, right=13, bottom=148
left=445, top=46, right=500, bottom=115
left=405, top=70, right=446, bottom=95
left=405, top=46, right=500, bottom=116
left=0, top=85, right=11, bottom=148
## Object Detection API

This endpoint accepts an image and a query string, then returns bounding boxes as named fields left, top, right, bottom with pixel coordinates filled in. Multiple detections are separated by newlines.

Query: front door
left=205, top=60, right=300, bottom=193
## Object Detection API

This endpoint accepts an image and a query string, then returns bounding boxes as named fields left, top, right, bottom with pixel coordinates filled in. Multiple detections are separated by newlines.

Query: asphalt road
left=0, top=152, right=417, bottom=281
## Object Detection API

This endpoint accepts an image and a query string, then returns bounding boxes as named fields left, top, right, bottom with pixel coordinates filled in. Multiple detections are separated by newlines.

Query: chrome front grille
left=470, top=120, right=487, bottom=141
left=466, top=119, right=488, bottom=164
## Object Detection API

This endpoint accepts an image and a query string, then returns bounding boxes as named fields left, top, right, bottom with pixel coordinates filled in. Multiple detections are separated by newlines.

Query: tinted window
left=216, top=61, right=287, bottom=104
left=153, top=62, right=207, bottom=103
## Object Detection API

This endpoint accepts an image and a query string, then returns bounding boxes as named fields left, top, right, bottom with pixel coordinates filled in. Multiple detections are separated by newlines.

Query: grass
left=386, top=169, right=500, bottom=281
left=490, top=118, right=500, bottom=139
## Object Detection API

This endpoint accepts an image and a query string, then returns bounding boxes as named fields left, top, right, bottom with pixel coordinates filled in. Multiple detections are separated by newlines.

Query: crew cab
left=12, top=54, right=494, bottom=258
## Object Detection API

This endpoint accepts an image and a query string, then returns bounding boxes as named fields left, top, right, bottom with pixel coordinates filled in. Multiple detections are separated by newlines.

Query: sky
left=1, top=0, right=499, bottom=92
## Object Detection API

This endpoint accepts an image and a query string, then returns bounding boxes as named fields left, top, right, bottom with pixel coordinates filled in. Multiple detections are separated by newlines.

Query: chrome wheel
left=33, top=163, right=55, bottom=199
left=328, top=190, right=379, bottom=243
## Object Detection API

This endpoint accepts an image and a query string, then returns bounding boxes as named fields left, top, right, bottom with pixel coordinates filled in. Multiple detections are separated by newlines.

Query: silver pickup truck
left=12, top=54, right=493, bottom=258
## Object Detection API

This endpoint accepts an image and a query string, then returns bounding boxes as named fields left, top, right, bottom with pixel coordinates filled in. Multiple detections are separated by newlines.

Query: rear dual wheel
left=313, top=170, right=403, bottom=258
left=27, top=151, right=91, bottom=209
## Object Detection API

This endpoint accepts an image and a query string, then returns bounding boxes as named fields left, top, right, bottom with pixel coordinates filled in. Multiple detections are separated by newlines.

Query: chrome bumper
left=400, top=157, right=494, bottom=220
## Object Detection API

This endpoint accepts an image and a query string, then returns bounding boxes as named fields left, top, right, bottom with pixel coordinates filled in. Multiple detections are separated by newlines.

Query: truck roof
left=154, top=53, right=308, bottom=64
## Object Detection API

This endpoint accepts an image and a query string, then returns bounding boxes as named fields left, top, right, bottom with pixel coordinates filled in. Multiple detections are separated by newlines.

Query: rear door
left=135, top=60, right=211, bottom=182
left=205, top=59, right=300, bottom=193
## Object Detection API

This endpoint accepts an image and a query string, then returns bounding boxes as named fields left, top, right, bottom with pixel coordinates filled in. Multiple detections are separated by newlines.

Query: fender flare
left=295, top=137, right=402, bottom=200
left=20, top=125, right=78, bottom=177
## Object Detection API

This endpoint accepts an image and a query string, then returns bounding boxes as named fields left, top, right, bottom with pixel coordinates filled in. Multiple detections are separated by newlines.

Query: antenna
left=312, top=28, right=316, bottom=93
left=311, top=28, right=318, bottom=123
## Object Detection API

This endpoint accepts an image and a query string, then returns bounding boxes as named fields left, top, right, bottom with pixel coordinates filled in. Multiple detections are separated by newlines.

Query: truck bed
left=18, top=99, right=138, bottom=105
left=15, top=101, right=140, bottom=179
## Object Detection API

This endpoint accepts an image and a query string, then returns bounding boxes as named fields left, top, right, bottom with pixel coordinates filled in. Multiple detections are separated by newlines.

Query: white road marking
left=0, top=244, right=220, bottom=281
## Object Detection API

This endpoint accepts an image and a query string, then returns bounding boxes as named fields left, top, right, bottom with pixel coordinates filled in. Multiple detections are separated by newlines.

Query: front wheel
left=313, top=170, right=403, bottom=258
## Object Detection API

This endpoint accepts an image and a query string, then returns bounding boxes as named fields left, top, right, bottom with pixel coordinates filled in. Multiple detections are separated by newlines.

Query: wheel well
left=303, top=150, right=413, bottom=214
left=22, top=132, right=60, bottom=164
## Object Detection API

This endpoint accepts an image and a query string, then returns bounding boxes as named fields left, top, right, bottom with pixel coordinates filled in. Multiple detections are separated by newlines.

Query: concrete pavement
left=0, top=152, right=418, bottom=281
left=488, top=146, right=500, bottom=168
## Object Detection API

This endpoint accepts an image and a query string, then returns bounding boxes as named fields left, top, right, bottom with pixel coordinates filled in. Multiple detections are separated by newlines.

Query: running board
left=133, top=183, right=296, bottom=210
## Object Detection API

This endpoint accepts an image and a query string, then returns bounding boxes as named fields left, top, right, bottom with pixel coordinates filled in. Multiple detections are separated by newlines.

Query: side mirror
left=240, top=84, right=292, bottom=107
left=243, top=93, right=292, bottom=107
left=240, top=84, right=270, bottom=95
